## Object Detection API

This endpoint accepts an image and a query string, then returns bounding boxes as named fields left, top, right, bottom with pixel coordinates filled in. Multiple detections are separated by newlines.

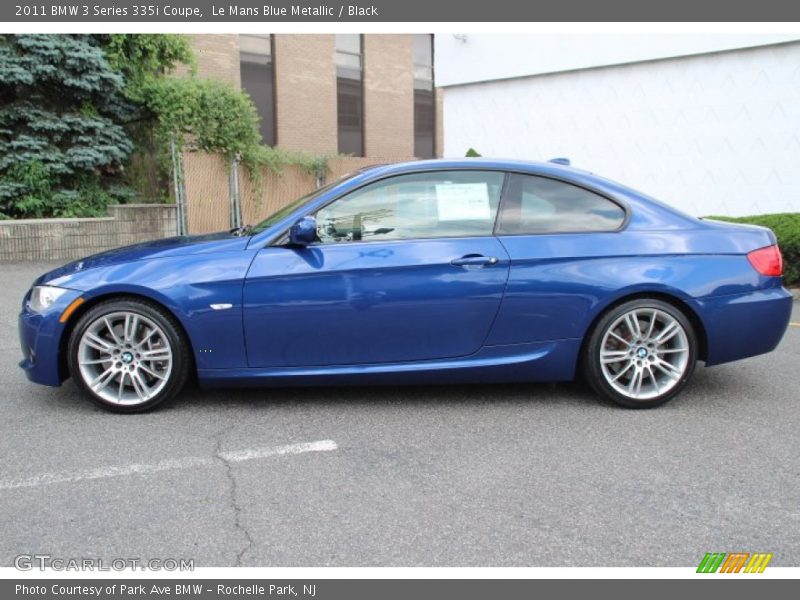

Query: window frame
left=413, top=34, right=436, bottom=159
left=493, top=171, right=630, bottom=237
left=239, top=33, right=277, bottom=147
left=271, top=168, right=511, bottom=247
left=267, top=168, right=631, bottom=248
left=335, top=34, right=365, bottom=157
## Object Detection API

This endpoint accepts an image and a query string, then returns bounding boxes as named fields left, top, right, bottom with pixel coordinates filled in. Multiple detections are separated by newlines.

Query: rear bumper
left=18, top=288, right=82, bottom=387
left=690, top=286, right=793, bottom=366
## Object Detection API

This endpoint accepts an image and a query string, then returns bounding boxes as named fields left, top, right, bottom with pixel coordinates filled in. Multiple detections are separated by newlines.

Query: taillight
left=747, top=245, right=783, bottom=277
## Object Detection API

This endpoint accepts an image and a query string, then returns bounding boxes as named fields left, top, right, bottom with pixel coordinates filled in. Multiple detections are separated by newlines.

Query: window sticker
left=435, top=183, right=491, bottom=221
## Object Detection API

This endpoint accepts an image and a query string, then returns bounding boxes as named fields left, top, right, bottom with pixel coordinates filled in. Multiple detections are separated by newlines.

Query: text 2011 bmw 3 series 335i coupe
left=19, top=159, right=793, bottom=412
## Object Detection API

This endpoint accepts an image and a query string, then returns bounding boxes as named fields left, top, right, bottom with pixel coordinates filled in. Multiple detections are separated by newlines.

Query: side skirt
left=197, top=339, right=582, bottom=388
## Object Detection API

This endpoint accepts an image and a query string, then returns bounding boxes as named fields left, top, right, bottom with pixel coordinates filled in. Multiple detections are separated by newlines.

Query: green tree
left=96, top=34, right=194, bottom=203
left=139, top=75, right=265, bottom=169
left=101, top=34, right=194, bottom=96
left=0, top=34, right=328, bottom=219
left=0, top=34, right=135, bottom=218
left=98, top=34, right=327, bottom=198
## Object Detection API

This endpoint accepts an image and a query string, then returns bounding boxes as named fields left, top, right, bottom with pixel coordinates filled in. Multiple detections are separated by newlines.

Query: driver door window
left=315, top=170, right=505, bottom=243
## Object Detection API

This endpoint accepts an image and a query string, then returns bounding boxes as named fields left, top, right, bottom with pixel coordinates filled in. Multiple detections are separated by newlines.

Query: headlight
left=29, top=285, right=68, bottom=313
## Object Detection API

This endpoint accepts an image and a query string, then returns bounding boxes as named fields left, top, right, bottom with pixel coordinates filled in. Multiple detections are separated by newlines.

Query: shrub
left=705, top=213, right=800, bottom=286
left=0, top=34, right=329, bottom=218
left=0, top=34, right=135, bottom=218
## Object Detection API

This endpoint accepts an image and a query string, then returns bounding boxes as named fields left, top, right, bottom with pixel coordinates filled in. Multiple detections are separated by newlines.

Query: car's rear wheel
left=67, top=299, right=190, bottom=413
left=583, top=298, right=697, bottom=408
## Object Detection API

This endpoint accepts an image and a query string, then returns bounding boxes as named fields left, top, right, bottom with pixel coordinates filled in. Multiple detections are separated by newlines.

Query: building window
left=414, top=34, right=435, bottom=159
left=336, top=34, right=364, bottom=156
left=240, top=34, right=276, bottom=146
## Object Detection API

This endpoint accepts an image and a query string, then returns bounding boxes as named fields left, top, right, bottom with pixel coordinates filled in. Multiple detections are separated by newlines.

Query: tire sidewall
left=584, top=298, right=698, bottom=409
left=67, top=299, right=188, bottom=413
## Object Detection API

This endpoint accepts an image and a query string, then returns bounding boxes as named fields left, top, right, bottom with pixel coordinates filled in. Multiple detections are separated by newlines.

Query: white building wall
left=435, top=34, right=800, bottom=87
left=441, top=41, right=800, bottom=216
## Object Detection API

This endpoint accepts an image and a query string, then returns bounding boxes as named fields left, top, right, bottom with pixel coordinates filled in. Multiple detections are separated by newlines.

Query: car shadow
left=167, top=360, right=755, bottom=414
left=19, top=362, right=745, bottom=415
left=168, top=379, right=602, bottom=412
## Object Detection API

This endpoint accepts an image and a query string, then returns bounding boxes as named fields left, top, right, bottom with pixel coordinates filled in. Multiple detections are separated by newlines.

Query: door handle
left=451, top=255, right=499, bottom=267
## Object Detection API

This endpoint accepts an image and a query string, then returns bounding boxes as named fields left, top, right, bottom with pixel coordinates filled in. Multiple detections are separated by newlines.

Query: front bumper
left=690, top=285, right=793, bottom=366
left=18, top=288, right=83, bottom=387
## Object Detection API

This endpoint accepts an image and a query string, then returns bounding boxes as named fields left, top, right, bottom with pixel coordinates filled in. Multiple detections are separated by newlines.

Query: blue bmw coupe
left=19, top=159, right=792, bottom=412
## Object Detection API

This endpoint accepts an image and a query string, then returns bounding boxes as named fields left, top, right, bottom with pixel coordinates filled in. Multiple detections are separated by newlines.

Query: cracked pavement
left=1, top=261, right=799, bottom=566
left=213, top=427, right=255, bottom=567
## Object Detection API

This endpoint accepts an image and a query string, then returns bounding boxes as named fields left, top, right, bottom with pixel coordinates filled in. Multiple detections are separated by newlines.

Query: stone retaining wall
left=0, top=204, right=178, bottom=262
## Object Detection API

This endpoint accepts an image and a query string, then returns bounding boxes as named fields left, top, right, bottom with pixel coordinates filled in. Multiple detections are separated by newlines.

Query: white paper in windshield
left=435, top=183, right=491, bottom=221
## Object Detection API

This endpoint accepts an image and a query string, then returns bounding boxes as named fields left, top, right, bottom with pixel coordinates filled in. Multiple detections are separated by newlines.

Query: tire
left=582, top=298, right=697, bottom=409
left=67, top=298, right=191, bottom=413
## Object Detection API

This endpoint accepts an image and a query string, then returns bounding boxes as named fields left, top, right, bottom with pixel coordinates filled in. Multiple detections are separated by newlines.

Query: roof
left=364, top=157, right=591, bottom=177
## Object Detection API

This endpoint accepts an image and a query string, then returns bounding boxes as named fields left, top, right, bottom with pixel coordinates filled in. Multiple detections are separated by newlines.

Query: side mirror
left=289, top=216, right=317, bottom=246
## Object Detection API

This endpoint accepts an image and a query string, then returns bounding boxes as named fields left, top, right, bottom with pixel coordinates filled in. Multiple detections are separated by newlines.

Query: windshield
left=250, top=171, right=364, bottom=234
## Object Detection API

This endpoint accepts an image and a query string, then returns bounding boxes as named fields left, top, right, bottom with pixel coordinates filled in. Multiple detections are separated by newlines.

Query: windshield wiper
left=229, top=224, right=253, bottom=237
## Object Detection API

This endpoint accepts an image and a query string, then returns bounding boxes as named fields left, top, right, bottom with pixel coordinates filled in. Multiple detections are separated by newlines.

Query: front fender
left=52, top=252, right=255, bottom=371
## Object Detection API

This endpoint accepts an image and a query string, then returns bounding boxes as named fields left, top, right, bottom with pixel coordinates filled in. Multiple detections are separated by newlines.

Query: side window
left=315, top=171, right=505, bottom=243
left=497, top=174, right=625, bottom=234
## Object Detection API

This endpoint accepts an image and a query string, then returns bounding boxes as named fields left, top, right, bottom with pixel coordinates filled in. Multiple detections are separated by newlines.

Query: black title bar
left=3, top=0, right=800, bottom=22
left=4, top=579, right=798, bottom=600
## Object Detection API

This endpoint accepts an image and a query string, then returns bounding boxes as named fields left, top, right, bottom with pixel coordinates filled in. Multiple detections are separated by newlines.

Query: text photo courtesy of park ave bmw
left=1, top=0, right=799, bottom=595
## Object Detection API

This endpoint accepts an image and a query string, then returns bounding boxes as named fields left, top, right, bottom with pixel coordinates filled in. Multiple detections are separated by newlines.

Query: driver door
left=242, top=170, right=510, bottom=368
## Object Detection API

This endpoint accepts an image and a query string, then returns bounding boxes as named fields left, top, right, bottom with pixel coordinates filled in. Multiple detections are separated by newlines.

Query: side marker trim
left=59, top=297, right=85, bottom=324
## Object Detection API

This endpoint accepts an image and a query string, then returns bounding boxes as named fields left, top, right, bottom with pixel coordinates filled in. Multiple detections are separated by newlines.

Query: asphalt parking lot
left=0, top=261, right=798, bottom=567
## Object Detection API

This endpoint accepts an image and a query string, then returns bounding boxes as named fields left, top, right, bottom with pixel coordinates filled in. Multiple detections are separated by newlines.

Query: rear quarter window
left=497, top=173, right=625, bottom=234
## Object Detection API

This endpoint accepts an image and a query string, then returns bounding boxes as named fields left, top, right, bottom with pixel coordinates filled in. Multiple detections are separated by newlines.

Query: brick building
left=184, top=34, right=443, bottom=160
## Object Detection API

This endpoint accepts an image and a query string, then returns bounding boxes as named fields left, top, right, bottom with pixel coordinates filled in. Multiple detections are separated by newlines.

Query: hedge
left=704, top=213, right=800, bottom=286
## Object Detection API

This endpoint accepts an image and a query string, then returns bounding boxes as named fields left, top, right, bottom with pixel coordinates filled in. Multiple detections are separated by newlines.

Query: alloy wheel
left=599, top=307, right=690, bottom=401
left=76, top=311, right=173, bottom=406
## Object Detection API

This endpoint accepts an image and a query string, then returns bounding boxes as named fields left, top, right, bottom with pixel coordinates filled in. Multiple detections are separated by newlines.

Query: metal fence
left=178, top=152, right=412, bottom=235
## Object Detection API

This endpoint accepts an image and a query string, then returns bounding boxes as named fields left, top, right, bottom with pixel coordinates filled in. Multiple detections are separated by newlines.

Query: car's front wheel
left=67, top=299, right=191, bottom=413
left=583, top=298, right=697, bottom=408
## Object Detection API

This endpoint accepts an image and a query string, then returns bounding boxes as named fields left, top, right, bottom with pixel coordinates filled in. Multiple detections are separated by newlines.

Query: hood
left=36, top=232, right=251, bottom=286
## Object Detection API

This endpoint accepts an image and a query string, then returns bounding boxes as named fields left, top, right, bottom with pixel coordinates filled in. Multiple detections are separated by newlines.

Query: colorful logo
left=696, top=552, right=773, bottom=573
